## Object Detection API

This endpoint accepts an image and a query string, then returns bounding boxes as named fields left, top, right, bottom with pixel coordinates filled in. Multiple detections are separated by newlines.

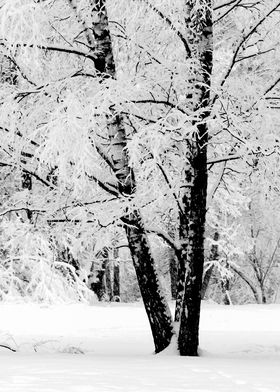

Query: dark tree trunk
left=21, top=172, right=33, bottom=221
left=177, top=0, right=213, bottom=356
left=221, top=278, right=231, bottom=305
left=91, top=249, right=108, bottom=301
left=125, top=211, right=174, bottom=353
left=85, top=0, right=174, bottom=352
left=59, top=246, right=80, bottom=273
left=177, top=145, right=208, bottom=356
left=91, top=264, right=106, bottom=301
left=260, top=281, right=267, bottom=304
left=113, top=247, right=120, bottom=301
left=169, top=247, right=177, bottom=300
left=105, top=259, right=113, bottom=301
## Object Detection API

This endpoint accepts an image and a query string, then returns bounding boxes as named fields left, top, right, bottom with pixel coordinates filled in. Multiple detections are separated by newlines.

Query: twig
left=207, top=154, right=240, bottom=164
left=214, top=0, right=240, bottom=11
left=220, top=1, right=280, bottom=87
left=138, top=0, right=191, bottom=57
left=156, top=162, right=184, bottom=215
left=215, top=0, right=243, bottom=23
left=0, top=344, right=16, bottom=352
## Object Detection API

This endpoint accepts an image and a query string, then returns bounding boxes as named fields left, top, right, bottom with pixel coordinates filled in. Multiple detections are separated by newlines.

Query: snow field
left=0, top=302, right=279, bottom=391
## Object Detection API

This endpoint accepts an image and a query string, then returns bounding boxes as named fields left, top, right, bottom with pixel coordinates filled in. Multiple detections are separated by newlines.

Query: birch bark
left=88, top=0, right=174, bottom=353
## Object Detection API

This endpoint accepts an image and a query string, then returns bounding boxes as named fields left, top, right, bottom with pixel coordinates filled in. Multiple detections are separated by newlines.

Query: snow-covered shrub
left=0, top=217, right=94, bottom=304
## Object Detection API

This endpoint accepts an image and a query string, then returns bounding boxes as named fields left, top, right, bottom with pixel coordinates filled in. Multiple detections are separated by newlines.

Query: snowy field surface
left=0, top=301, right=280, bottom=392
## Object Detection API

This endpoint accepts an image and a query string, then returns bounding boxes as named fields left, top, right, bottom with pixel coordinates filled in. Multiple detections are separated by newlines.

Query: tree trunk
left=21, top=172, right=33, bottom=221
left=125, top=211, right=174, bottom=352
left=88, top=0, right=174, bottom=352
left=169, top=247, right=177, bottom=300
left=113, top=247, right=120, bottom=301
left=91, top=253, right=107, bottom=301
left=259, top=281, right=267, bottom=304
left=177, top=0, right=213, bottom=356
left=221, top=278, right=231, bottom=305
left=201, top=231, right=219, bottom=299
left=177, top=145, right=208, bottom=355
left=230, top=265, right=261, bottom=304
left=105, top=259, right=113, bottom=301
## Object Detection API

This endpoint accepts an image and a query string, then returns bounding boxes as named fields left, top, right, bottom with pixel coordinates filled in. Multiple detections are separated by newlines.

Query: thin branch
left=47, top=219, right=96, bottom=223
left=207, top=160, right=227, bottom=207
left=156, top=162, right=184, bottom=215
left=121, top=111, right=157, bottom=124
left=207, top=154, right=240, bottom=164
left=220, top=1, right=280, bottom=87
left=235, top=47, right=275, bottom=63
left=0, top=207, right=45, bottom=217
left=0, top=160, right=53, bottom=188
left=214, top=0, right=240, bottom=10
left=215, top=0, right=242, bottom=23
left=95, top=143, right=115, bottom=172
left=0, top=344, right=16, bottom=353
left=67, top=0, right=95, bottom=48
left=0, top=125, right=40, bottom=148
left=230, top=264, right=261, bottom=303
left=251, top=74, right=280, bottom=108
left=138, top=0, right=191, bottom=57
left=5, top=42, right=97, bottom=63
left=146, top=227, right=181, bottom=252
left=22, top=168, right=55, bottom=189
left=262, top=237, right=280, bottom=284
left=86, top=173, right=119, bottom=197
left=131, top=99, right=189, bottom=116
left=8, top=56, right=37, bottom=87
left=261, top=75, right=280, bottom=99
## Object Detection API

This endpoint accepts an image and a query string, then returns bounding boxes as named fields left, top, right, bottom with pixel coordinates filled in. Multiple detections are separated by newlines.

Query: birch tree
left=0, top=0, right=279, bottom=356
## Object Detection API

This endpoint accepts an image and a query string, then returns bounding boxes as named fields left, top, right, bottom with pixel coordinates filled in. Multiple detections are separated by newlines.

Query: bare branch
left=0, top=207, right=45, bottom=217
left=207, top=160, right=227, bottom=206
left=86, top=173, right=119, bottom=197
left=22, top=168, right=55, bottom=189
left=138, top=0, right=191, bottom=57
left=215, top=0, right=243, bottom=23
left=251, top=74, right=280, bottom=108
left=214, top=0, right=240, bottom=10
left=131, top=99, right=189, bottom=116
left=67, top=0, right=95, bottom=48
left=261, top=75, right=280, bottom=99
left=4, top=42, right=97, bottom=63
left=146, top=227, right=181, bottom=252
left=235, top=48, right=275, bottom=63
left=263, top=237, right=280, bottom=284
left=207, top=154, right=240, bottom=164
left=230, top=264, right=261, bottom=303
left=220, top=1, right=280, bottom=87
left=156, top=162, right=184, bottom=215
left=0, top=344, right=16, bottom=353
left=95, top=143, right=115, bottom=172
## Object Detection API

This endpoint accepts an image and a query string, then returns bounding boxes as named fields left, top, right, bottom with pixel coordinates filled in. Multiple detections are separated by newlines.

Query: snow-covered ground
left=0, top=301, right=280, bottom=391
